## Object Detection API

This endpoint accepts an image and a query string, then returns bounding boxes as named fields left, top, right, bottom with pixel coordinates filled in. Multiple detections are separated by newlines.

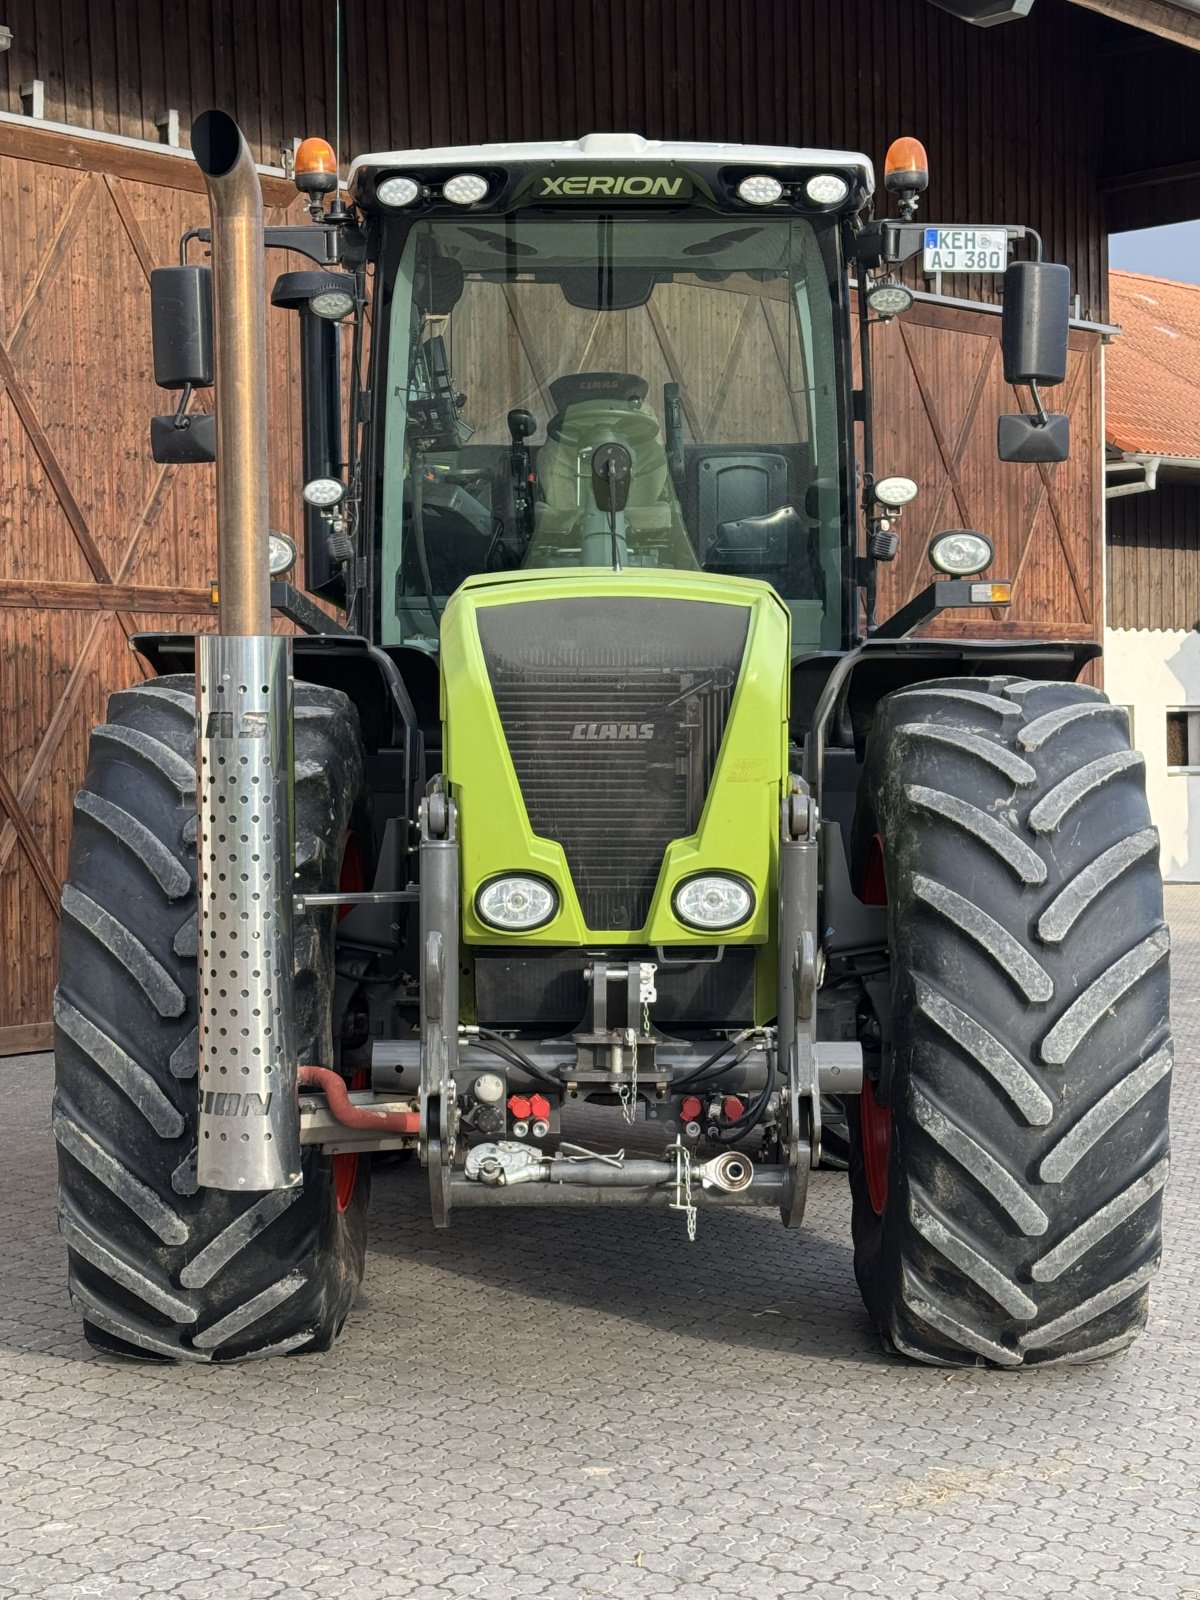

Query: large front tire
left=54, top=676, right=370, bottom=1362
left=849, top=675, right=1172, bottom=1367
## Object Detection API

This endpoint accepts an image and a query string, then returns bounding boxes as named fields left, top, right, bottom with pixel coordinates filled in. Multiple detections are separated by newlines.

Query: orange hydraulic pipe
left=298, top=1066, right=420, bottom=1135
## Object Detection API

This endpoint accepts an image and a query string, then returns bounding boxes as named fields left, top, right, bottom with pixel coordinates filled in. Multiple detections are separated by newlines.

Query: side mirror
left=997, top=412, right=1070, bottom=464
left=1001, top=261, right=1069, bottom=386
left=998, top=260, right=1071, bottom=463
left=150, top=265, right=213, bottom=389
left=150, top=412, right=216, bottom=464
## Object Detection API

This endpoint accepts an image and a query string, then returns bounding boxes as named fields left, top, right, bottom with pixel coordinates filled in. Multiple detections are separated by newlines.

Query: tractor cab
left=349, top=135, right=871, bottom=654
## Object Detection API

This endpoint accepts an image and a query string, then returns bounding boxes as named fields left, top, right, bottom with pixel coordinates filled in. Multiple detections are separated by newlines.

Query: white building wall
left=1104, top=625, right=1200, bottom=882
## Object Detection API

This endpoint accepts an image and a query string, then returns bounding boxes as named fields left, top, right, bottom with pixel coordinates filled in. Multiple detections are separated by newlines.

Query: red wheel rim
left=860, top=832, right=888, bottom=909
left=334, top=1144, right=360, bottom=1213
left=859, top=831, right=890, bottom=1214
left=333, top=834, right=365, bottom=1212
left=333, top=1069, right=369, bottom=1212
left=860, top=1076, right=892, bottom=1215
left=337, top=831, right=365, bottom=921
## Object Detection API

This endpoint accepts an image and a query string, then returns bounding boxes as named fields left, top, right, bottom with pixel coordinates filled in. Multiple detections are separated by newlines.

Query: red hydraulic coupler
left=297, top=1066, right=419, bottom=1134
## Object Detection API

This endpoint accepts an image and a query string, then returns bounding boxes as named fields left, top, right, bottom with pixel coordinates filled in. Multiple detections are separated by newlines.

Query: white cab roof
left=348, top=131, right=874, bottom=195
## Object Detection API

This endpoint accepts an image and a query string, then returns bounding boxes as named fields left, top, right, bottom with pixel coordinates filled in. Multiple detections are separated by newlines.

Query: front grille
left=476, top=598, right=750, bottom=930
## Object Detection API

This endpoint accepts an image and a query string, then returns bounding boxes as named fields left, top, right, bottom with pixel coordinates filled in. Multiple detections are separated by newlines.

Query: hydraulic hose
left=674, top=1029, right=759, bottom=1089
left=710, top=1053, right=778, bottom=1142
left=298, top=1066, right=419, bottom=1134
left=471, top=1028, right=564, bottom=1089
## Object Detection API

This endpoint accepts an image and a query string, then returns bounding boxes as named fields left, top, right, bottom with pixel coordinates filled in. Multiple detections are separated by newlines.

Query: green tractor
left=54, top=111, right=1171, bottom=1366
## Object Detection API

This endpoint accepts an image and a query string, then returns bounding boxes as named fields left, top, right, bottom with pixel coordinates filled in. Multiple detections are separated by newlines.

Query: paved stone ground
left=2, top=893, right=1199, bottom=1600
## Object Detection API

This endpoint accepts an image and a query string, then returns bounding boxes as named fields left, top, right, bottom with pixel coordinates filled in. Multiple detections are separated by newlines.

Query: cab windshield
left=379, top=214, right=845, bottom=649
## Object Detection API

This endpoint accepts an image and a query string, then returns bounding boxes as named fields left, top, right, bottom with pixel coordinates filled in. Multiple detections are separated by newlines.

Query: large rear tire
left=849, top=675, right=1172, bottom=1367
left=54, top=676, right=370, bottom=1362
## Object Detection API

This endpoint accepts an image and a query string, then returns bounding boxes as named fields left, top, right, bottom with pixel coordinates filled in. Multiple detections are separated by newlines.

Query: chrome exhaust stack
left=192, top=111, right=300, bottom=1192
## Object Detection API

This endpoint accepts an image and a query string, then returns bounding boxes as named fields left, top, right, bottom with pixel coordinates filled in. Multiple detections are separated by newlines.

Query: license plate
left=922, top=227, right=1008, bottom=274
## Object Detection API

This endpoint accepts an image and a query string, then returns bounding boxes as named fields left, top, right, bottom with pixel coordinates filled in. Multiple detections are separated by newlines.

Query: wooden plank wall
left=1108, top=480, right=1200, bottom=631
left=1097, top=21, right=1200, bottom=232
left=0, top=124, right=308, bottom=1049
left=0, top=0, right=1112, bottom=316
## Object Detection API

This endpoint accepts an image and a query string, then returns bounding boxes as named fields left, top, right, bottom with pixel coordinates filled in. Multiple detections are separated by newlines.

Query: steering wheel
left=547, top=401, right=664, bottom=452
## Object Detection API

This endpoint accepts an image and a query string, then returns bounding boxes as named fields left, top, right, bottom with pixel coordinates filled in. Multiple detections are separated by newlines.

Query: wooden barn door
left=868, top=302, right=1103, bottom=651
left=0, top=123, right=303, bottom=1052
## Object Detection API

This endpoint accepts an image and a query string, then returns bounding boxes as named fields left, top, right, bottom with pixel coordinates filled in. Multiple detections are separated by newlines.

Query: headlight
left=376, top=175, right=420, bottom=208
left=302, top=476, right=345, bottom=508
left=873, top=475, right=919, bottom=509
left=929, top=529, right=995, bottom=576
left=268, top=532, right=297, bottom=576
left=673, top=874, right=754, bottom=931
left=804, top=173, right=849, bottom=205
left=443, top=172, right=489, bottom=205
left=737, top=174, right=783, bottom=205
left=476, top=875, right=558, bottom=931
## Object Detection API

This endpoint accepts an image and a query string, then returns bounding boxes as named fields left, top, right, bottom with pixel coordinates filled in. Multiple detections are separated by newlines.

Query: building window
left=1166, top=709, right=1200, bottom=771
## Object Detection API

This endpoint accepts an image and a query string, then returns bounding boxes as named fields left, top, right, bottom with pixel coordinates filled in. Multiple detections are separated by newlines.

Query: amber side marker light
left=971, top=582, right=1012, bottom=604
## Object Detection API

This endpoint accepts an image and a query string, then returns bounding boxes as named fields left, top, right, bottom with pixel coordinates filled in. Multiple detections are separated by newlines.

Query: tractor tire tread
left=55, top=676, right=370, bottom=1362
left=849, top=674, right=1171, bottom=1368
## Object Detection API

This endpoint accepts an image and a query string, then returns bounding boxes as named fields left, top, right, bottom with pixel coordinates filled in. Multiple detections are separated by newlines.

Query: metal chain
left=683, top=1144, right=696, bottom=1240
left=665, top=1138, right=697, bottom=1240
left=618, top=1030, right=638, bottom=1124
left=620, top=964, right=655, bottom=1127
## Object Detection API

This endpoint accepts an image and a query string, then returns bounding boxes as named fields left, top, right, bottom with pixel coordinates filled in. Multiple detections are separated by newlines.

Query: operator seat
left=524, top=372, right=695, bottom=569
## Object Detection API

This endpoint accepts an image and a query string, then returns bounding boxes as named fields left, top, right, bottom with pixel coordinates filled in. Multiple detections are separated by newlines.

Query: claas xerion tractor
left=53, top=110, right=1172, bottom=1366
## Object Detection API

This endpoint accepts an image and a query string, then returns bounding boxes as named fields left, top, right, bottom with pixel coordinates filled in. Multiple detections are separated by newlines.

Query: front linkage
left=351, top=770, right=856, bottom=1232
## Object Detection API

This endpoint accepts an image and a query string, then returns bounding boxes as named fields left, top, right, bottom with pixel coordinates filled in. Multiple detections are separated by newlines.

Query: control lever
left=663, top=382, right=685, bottom=491
left=507, top=407, right=538, bottom=549
left=591, top=441, right=632, bottom=571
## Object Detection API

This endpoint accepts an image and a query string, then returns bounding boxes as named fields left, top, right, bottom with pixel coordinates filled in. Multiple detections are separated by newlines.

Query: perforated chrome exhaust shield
left=195, top=633, right=301, bottom=1191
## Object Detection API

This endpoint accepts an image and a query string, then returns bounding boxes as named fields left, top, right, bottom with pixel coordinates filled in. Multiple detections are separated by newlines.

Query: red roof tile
left=1108, top=270, right=1200, bottom=460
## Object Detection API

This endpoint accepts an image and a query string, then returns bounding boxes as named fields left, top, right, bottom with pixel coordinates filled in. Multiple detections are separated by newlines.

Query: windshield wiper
left=459, top=225, right=538, bottom=257
left=682, top=227, right=762, bottom=257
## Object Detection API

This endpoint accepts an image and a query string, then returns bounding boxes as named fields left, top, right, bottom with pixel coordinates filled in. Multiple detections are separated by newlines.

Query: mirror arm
left=179, top=227, right=207, bottom=267
left=188, top=223, right=343, bottom=266
left=1027, top=379, right=1049, bottom=427
left=171, top=382, right=196, bottom=430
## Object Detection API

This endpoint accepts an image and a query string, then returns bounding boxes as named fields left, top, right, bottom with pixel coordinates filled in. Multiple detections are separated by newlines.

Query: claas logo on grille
left=571, top=722, right=656, bottom=741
